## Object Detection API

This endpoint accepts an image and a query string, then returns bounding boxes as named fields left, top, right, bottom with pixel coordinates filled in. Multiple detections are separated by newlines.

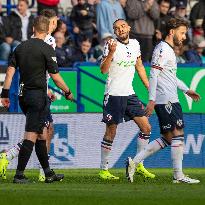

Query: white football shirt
left=102, top=39, right=141, bottom=96
left=149, top=41, right=189, bottom=104
left=44, top=34, right=56, bottom=50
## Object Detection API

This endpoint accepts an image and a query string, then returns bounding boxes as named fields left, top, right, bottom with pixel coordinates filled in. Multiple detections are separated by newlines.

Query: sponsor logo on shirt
left=117, top=60, right=135, bottom=68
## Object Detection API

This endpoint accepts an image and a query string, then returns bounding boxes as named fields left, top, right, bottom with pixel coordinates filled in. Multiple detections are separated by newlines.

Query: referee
left=1, top=15, right=73, bottom=183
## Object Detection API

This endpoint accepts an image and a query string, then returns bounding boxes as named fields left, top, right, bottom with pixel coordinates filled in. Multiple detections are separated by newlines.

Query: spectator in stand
left=96, top=0, right=125, bottom=40
left=0, top=0, right=34, bottom=61
left=0, top=3, right=7, bottom=60
left=93, top=32, right=112, bottom=62
left=202, top=15, right=205, bottom=36
left=154, top=0, right=171, bottom=44
left=71, top=0, right=101, bottom=6
left=74, top=37, right=95, bottom=62
left=190, top=0, right=205, bottom=29
left=125, top=0, right=159, bottom=62
left=173, top=1, right=190, bottom=46
left=37, top=0, right=60, bottom=15
left=54, top=31, right=75, bottom=67
left=192, top=19, right=204, bottom=43
left=169, top=0, right=187, bottom=9
left=54, top=19, right=74, bottom=46
left=174, top=1, right=188, bottom=20
left=70, top=0, right=95, bottom=43
left=174, top=45, right=187, bottom=64
left=119, top=0, right=127, bottom=8
left=185, top=37, right=205, bottom=65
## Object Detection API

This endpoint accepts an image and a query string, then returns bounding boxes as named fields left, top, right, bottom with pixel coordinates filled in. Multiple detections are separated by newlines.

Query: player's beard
left=118, top=33, right=129, bottom=42
left=173, top=34, right=183, bottom=46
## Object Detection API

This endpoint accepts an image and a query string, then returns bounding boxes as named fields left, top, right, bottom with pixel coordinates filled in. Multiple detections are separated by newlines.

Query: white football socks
left=133, top=137, right=169, bottom=165
left=171, top=135, right=184, bottom=179
left=5, top=141, right=23, bottom=161
left=100, top=138, right=113, bottom=170
left=137, top=132, right=150, bottom=163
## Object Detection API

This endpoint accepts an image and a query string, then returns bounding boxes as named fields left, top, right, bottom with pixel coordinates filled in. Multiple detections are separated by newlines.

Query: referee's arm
left=3, top=66, right=16, bottom=90
left=49, top=73, right=74, bottom=101
left=0, top=67, right=16, bottom=108
left=45, top=46, right=74, bottom=101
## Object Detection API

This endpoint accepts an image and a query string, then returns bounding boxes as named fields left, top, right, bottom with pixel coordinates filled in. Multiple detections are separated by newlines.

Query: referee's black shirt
left=9, top=38, right=59, bottom=91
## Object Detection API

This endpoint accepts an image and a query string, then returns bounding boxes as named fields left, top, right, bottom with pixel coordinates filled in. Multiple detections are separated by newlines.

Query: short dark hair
left=33, top=16, right=49, bottom=34
left=166, top=17, right=189, bottom=34
left=18, top=0, right=29, bottom=5
left=113, top=19, right=127, bottom=28
left=80, top=36, right=92, bottom=44
left=158, top=0, right=170, bottom=5
left=40, top=9, right=57, bottom=19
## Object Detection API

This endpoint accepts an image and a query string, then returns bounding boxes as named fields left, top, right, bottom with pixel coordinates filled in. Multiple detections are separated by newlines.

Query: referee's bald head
left=33, top=16, right=49, bottom=34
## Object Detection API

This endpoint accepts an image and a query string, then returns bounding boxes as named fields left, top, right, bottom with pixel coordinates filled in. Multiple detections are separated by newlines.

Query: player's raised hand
left=1, top=98, right=10, bottom=108
left=145, top=100, right=155, bottom=117
left=186, top=90, right=201, bottom=102
left=108, top=39, right=117, bottom=54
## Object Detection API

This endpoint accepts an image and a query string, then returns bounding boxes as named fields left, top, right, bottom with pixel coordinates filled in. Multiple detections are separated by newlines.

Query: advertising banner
left=0, top=114, right=205, bottom=169
left=78, top=66, right=205, bottom=113
left=49, top=71, right=77, bottom=113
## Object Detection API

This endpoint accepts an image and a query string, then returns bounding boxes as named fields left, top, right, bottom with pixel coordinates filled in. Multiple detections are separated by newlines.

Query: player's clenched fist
left=107, top=39, right=117, bottom=54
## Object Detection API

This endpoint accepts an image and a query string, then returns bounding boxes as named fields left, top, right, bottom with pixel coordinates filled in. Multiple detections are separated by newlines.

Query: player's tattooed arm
left=135, top=56, right=149, bottom=89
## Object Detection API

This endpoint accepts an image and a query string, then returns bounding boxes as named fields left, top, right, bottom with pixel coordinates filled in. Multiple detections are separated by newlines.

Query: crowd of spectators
left=1, top=0, right=205, bottom=67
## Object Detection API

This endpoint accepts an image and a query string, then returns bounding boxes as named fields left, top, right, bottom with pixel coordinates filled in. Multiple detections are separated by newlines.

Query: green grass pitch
left=0, top=168, right=204, bottom=205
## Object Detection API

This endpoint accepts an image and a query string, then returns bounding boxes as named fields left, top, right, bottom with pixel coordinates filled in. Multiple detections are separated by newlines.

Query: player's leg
left=38, top=122, right=53, bottom=181
left=126, top=133, right=170, bottom=182
left=0, top=141, right=23, bottom=179
left=38, top=126, right=49, bottom=182
left=124, top=95, right=155, bottom=180
left=46, top=122, right=54, bottom=154
left=36, top=130, right=64, bottom=183
left=167, top=128, right=200, bottom=184
left=0, top=95, right=28, bottom=179
left=38, top=99, right=53, bottom=181
left=14, top=90, right=44, bottom=183
left=132, top=116, right=155, bottom=179
left=13, top=131, right=37, bottom=183
left=166, top=102, right=199, bottom=184
left=99, top=123, right=119, bottom=180
left=126, top=100, right=171, bottom=182
left=99, top=95, right=124, bottom=180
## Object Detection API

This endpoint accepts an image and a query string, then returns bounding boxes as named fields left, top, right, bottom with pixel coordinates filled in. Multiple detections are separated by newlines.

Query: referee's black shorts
left=19, top=89, right=49, bottom=134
